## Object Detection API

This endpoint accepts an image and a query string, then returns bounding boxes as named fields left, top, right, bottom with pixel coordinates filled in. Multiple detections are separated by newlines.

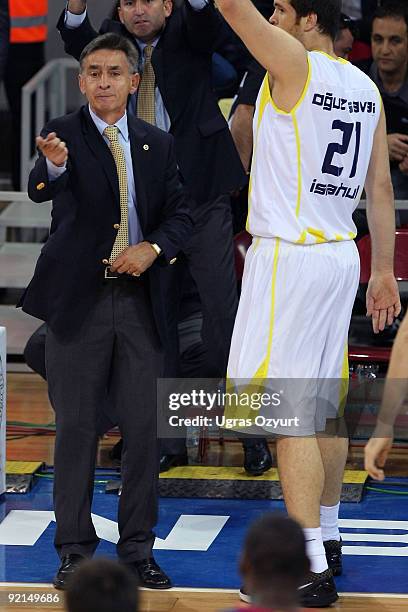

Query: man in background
left=359, top=3, right=408, bottom=202
left=334, top=13, right=358, bottom=60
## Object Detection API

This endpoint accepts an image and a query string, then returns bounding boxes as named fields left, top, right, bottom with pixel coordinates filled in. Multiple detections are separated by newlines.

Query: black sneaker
left=298, top=569, right=339, bottom=608
left=324, top=539, right=343, bottom=576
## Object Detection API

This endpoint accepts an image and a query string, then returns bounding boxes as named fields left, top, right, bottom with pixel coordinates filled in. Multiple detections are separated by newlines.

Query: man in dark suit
left=19, top=33, right=192, bottom=591
left=57, top=0, right=272, bottom=473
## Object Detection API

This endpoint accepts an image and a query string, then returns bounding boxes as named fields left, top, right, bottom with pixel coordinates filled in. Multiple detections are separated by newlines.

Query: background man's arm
left=364, top=107, right=401, bottom=333
left=183, top=0, right=223, bottom=52
left=57, top=2, right=99, bottom=61
left=216, top=0, right=307, bottom=92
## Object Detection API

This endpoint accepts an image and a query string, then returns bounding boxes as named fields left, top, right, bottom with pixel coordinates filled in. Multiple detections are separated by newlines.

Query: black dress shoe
left=324, top=538, right=343, bottom=576
left=159, top=452, right=188, bottom=473
left=243, top=440, right=273, bottom=476
left=124, top=558, right=172, bottom=589
left=53, top=554, right=85, bottom=590
left=298, top=569, right=338, bottom=608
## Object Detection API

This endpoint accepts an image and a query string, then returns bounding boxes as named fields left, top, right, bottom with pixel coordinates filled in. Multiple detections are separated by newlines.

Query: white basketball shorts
left=227, top=237, right=360, bottom=435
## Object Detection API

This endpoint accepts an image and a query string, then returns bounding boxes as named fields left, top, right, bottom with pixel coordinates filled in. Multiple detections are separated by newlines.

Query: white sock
left=303, top=527, right=328, bottom=574
left=320, top=503, right=340, bottom=542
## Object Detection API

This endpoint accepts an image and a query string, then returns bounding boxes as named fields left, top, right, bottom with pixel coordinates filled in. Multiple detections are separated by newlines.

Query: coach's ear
left=130, top=72, right=140, bottom=96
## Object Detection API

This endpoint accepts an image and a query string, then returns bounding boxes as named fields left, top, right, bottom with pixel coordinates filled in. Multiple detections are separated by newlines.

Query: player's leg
left=229, top=238, right=340, bottom=606
left=276, top=436, right=327, bottom=569
left=317, top=240, right=360, bottom=574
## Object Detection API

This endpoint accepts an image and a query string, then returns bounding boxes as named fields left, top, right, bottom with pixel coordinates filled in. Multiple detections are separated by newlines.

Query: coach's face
left=372, top=16, right=408, bottom=76
left=79, top=49, right=139, bottom=121
left=118, top=0, right=173, bottom=43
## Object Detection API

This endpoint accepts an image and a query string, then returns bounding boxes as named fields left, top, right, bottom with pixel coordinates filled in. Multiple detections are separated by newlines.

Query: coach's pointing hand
left=36, top=133, right=68, bottom=168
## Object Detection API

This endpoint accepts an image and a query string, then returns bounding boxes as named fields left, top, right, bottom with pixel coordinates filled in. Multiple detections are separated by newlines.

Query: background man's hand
left=364, top=436, right=393, bottom=480
left=366, top=272, right=401, bottom=333
left=110, top=242, right=158, bottom=276
left=387, top=133, right=408, bottom=162
left=36, top=133, right=68, bottom=167
left=67, top=1, right=86, bottom=15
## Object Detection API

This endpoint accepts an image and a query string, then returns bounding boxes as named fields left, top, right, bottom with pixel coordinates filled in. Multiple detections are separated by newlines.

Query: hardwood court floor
left=1, top=586, right=408, bottom=612
left=4, top=373, right=408, bottom=612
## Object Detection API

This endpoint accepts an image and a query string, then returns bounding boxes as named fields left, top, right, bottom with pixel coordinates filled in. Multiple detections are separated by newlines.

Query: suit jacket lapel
left=81, top=107, right=120, bottom=211
left=128, top=117, right=151, bottom=229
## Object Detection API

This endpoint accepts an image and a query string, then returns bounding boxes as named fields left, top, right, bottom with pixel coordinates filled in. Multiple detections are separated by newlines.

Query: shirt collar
left=135, top=35, right=160, bottom=52
left=370, top=62, right=408, bottom=103
left=88, top=104, right=129, bottom=142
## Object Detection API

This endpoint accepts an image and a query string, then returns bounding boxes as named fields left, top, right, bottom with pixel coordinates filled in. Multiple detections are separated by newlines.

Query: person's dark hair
left=79, top=33, right=138, bottom=73
left=65, top=558, right=138, bottom=612
left=338, top=13, right=359, bottom=40
left=242, top=514, right=309, bottom=592
left=372, top=1, right=408, bottom=30
left=110, top=0, right=120, bottom=21
left=290, top=0, right=342, bottom=41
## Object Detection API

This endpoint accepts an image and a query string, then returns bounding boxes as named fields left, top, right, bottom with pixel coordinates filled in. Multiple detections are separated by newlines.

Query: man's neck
left=305, top=33, right=336, bottom=59
left=89, top=105, right=127, bottom=126
left=379, top=62, right=408, bottom=94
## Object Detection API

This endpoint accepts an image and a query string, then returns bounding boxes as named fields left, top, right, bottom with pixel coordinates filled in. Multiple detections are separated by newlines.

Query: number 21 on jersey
left=322, top=120, right=361, bottom=179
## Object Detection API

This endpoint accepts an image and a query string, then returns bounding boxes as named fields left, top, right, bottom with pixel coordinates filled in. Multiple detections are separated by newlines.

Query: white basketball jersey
left=247, top=51, right=381, bottom=244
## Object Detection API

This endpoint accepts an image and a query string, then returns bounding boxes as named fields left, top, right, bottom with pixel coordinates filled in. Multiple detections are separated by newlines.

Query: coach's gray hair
left=79, top=33, right=138, bottom=74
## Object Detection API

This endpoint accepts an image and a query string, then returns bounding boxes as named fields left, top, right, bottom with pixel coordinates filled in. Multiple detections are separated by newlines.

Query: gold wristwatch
left=149, top=242, right=162, bottom=257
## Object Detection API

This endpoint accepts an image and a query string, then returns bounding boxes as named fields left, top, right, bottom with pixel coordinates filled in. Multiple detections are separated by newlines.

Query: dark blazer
left=19, top=106, right=193, bottom=346
left=57, top=1, right=247, bottom=206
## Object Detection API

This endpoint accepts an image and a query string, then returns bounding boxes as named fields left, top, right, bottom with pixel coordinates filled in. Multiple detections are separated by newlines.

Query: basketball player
left=217, top=0, right=401, bottom=607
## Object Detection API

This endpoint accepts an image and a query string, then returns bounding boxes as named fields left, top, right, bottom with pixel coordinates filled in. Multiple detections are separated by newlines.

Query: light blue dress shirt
left=65, top=0, right=209, bottom=131
left=46, top=106, right=143, bottom=246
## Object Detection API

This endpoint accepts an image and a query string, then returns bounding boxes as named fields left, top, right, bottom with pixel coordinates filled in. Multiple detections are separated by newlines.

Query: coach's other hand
left=110, top=242, right=158, bottom=276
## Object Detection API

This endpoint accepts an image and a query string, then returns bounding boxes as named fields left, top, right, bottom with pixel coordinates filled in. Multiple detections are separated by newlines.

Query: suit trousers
left=46, top=277, right=163, bottom=562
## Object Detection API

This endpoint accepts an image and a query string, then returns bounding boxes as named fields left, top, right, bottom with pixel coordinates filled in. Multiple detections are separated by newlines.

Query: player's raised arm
left=216, top=0, right=308, bottom=86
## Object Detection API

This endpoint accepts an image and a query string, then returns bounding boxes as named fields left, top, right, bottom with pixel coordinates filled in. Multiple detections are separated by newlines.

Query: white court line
left=2, top=583, right=408, bottom=599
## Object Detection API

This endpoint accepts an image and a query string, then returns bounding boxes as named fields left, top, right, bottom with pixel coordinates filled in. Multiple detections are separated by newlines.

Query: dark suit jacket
left=19, top=106, right=193, bottom=346
left=57, top=1, right=247, bottom=206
